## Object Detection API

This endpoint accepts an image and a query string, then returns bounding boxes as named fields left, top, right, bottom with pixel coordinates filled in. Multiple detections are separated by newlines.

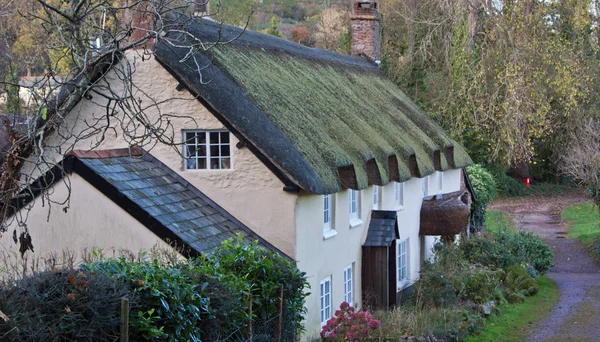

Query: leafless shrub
left=558, top=116, right=600, bottom=203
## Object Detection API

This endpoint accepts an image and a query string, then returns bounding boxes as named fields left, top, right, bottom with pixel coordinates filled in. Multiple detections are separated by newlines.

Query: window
left=394, top=182, right=404, bottom=207
left=349, top=190, right=362, bottom=227
left=397, top=239, right=408, bottom=289
left=184, top=130, right=231, bottom=170
left=323, top=195, right=336, bottom=239
left=344, top=264, right=353, bottom=305
left=349, top=190, right=359, bottom=218
left=320, top=276, right=332, bottom=325
left=373, top=186, right=380, bottom=209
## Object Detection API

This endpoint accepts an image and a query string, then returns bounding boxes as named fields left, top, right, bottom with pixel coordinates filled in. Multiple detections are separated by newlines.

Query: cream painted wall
left=0, top=174, right=174, bottom=264
left=297, top=169, right=463, bottom=339
left=20, top=51, right=297, bottom=257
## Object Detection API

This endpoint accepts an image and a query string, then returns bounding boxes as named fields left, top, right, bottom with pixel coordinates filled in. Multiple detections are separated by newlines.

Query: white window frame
left=422, top=177, right=429, bottom=197
left=320, top=276, right=332, bottom=326
left=397, top=238, right=409, bottom=290
left=394, top=182, right=404, bottom=209
left=348, top=190, right=362, bottom=227
left=373, top=186, right=380, bottom=210
left=183, top=130, right=231, bottom=170
left=323, top=195, right=337, bottom=239
left=344, top=264, right=353, bottom=305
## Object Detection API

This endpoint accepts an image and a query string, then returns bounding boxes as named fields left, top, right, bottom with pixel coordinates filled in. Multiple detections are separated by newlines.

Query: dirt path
left=489, top=191, right=600, bottom=341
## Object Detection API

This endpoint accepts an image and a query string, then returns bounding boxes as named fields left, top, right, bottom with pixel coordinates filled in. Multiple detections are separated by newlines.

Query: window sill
left=323, top=229, right=337, bottom=240
left=397, top=280, right=410, bottom=291
left=395, top=205, right=405, bottom=211
left=349, top=218, right=363, bottom=228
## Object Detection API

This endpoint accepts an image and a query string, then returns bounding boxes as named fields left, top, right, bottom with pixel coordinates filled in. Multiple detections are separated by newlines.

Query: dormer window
left=184, top=130, right=231, bottom=170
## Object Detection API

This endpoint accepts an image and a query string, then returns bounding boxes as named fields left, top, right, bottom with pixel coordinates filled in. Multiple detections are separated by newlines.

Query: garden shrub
left=502, top=265, right=538, bottom=303
left=518, top=232, right=554, bottom=275
left=460, top=232, right=553, bottom=275
left=320, top=302, right=381, bottom=340
left=83, top=258, right=235, bottom=341
left=487, top=165, right=527, bottom=197
left=0, top=269, right=136, bottom=341
left=467, top=164, right=497, bottom=230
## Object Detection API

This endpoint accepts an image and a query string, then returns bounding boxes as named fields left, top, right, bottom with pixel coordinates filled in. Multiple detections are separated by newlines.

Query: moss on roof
left=209, top=46, right=471, bottom=192
left=154, top=18, right=471, bottom=194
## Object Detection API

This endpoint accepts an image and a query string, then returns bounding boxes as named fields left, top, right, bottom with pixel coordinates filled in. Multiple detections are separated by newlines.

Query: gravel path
left=489, top=191, right=600, bottom=341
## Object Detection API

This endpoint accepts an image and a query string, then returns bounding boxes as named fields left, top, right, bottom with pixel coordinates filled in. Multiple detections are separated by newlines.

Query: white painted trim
left=323, top=229, right=338, bottom=240
left=323, top=194, right=333, bottom=232
left=183, top=130, right=232, bottom=170
left=349, top=218, right=363, bottom=228
left=397, top=238, right=409, bottom=290
left=373, top=185, right=380, bottom=210
left=320, top=276, right=332, bottom=326
left=343, top=264, right=353, bottom=305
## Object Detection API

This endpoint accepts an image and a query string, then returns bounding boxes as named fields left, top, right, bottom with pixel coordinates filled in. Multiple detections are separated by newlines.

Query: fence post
left=276, top=285, right=283, bottom=342
left=247, top=294, right=253, bottom=342
left=120, top=297, right=129, bottom=342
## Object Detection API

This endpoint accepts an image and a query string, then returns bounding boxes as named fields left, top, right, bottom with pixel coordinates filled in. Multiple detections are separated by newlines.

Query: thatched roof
left=153, top=18, right=472, bottom=194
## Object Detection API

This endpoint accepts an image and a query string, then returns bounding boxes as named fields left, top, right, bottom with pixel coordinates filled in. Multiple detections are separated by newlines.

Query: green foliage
left=467, top=165, right=497, bottom=210
left=502, top=265, right=538, bottom=303
left=83, top=258, right=231, bottom=341
left=4, top=65, right=20, bottom=114
left=263, top=16, right=284, bottom=38
left=197, top=237, right=309, bottom=330
left=487, top=165, right=527, bottom=197
left=381, top=0, right=600, bottom=168
left=460, top=231, right=553, bottom=275
left=0, top=269, right=136, bottom=341
left=467, top=164, right=497, bottom=229
left=419, top=244, right=503, bottom=307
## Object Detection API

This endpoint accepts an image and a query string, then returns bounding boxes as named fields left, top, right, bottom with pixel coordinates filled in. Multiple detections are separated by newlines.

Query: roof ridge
left=70, top=146, right=144, bottom=159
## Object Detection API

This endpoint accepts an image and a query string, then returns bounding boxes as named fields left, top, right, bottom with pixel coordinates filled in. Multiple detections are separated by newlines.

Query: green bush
left=418, top=244, right=502, bottom=307
left=83, top=258, right=242, bottom=341
left=487, top=165, right=527, bottom=197
left=0, top=269, right=136, bottom=341
left=502, top=265, right=538, bottom=303
left=460, top=232, right=553, bottom=275
left=467, top=164, right=497, bottom=229
left=519, top=232, right=554, bottom=275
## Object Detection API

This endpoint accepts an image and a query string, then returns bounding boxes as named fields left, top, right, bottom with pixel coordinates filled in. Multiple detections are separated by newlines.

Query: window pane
left=185, top=158, right=197, bottom=169
left=185, top=132, right=195, bottom=143
left=221, top=158, right=231, bottom=169
left=197, top=145, right=206, bottom=157
left=220, top=132, right=229, bottom=143
left=210, top=145, right=219, bottom=157
left=221, top=145, right=230, bottom=157
left=210, top=132, right=219, bottom=144
left=210, top=158, right=220, bottom=169
left=186, top=145, right=197, bottom=158
left=198, top=158, right=206, bottom=169
left=198, top=132, right=206, bottom=144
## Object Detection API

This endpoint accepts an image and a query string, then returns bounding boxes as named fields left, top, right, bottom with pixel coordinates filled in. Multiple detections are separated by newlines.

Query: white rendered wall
left=297, top=168, right=463, bottom=339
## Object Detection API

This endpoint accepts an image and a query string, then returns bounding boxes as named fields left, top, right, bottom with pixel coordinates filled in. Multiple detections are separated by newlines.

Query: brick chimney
left=351, top=1, right=380, bottom=62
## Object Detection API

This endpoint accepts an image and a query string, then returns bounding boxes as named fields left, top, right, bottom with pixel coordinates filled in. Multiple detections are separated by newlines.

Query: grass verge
left=561, top=201, right=600, bottom=245
left=466, top=276, right=560, bottom=342
left=485, top=210, right=517, bottom=234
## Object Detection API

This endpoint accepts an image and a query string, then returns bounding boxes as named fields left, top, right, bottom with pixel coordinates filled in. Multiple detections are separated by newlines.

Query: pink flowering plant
left=320, top=301, right=381, bottom=341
